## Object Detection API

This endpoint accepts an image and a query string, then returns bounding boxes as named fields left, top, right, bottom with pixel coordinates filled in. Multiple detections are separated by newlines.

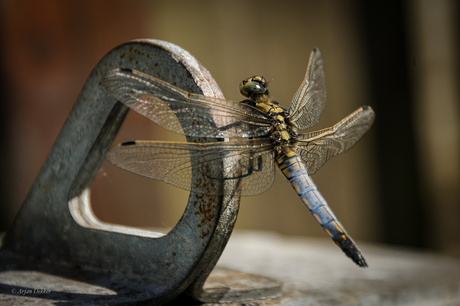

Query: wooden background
left=1, top=0, right=458, bottom=259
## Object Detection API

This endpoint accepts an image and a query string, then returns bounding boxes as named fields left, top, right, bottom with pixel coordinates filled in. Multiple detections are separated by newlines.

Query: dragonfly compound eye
left=239, top=76, right=268, bottom=99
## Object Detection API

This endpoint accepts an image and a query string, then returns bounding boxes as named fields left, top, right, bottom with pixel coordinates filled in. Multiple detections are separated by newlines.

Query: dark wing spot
left=121, top=141, right=137, bottom=146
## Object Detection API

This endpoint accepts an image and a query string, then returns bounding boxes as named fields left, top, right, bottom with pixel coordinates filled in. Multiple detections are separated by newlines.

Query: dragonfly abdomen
left=276, top=151, right=342, bottom=230
left=276, top=150, right=368, bottom=267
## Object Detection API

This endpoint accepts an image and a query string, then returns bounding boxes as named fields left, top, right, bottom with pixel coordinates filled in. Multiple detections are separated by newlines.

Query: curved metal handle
left=1, top=39, right=240, bottom=304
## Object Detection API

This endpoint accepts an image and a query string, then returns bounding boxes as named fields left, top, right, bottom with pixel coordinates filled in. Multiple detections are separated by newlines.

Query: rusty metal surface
left=0, top=39, right=246, bottom=304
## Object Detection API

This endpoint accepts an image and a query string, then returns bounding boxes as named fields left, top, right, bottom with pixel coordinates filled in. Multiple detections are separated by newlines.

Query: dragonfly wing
left=296, top=106, right=375, bottom=174
left=106, top=139, right=275, bottom=196
left=289, top=48, right=327, bottom=130
left=236, top=145, right=276, bottom=196
left=102, top=68, right=273, bottom=138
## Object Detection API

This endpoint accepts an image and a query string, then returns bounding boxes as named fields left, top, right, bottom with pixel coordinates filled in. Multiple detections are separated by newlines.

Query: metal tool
left=0, top=39, right=280, bottom=304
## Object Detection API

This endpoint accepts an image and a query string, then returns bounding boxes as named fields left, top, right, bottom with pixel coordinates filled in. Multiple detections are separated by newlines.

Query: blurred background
left=0, top=1, right=458, bottom=258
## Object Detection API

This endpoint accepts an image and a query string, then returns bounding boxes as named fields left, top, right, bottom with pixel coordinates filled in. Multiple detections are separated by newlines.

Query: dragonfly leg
left=206, top=155, right=263, bottom=181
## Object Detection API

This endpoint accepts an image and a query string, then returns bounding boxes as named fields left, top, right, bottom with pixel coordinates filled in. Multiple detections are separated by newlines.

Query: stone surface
left=212, top=231, right=460, bottom=305
left=1, top=230, right=460, bottom=305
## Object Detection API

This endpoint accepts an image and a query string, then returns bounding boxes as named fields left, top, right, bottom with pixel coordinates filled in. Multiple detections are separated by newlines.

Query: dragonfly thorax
left=271, top=120, right=298, bottom=150
left=239, top=75, right=298, bottom=147
left=259, top=101, right=298, bottom=147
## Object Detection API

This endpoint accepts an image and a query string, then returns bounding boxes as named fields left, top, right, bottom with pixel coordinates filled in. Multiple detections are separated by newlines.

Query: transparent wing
left=296, top=106, right=375, bottom=175
left=102, top=68, right=273, bottom=138
left=106, top=139, right=276, bottom=196
left=289, top=48, right=327, bottom=130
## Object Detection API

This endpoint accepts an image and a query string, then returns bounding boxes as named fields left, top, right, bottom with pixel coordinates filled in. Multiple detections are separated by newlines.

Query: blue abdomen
left=275, top=150, right=367, bottom=267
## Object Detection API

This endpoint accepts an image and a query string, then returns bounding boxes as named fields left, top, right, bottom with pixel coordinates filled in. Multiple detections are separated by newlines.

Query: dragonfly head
left=239, top=76, right=269, bottom=100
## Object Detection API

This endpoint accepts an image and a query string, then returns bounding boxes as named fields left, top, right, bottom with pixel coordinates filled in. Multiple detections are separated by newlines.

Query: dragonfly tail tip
left=353, top=254, right=368, bottom=268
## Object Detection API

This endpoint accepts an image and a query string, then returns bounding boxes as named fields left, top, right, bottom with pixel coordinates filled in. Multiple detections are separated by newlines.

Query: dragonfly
left=101, top=48, right=375, bottom=267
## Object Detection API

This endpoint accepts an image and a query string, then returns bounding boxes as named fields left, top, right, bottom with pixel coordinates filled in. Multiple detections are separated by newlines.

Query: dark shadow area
left=0, top=254, right=160, bottom=305
left=356, top=1, right=428, bottom=248
left=0, top=15, right=13, bottom=232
